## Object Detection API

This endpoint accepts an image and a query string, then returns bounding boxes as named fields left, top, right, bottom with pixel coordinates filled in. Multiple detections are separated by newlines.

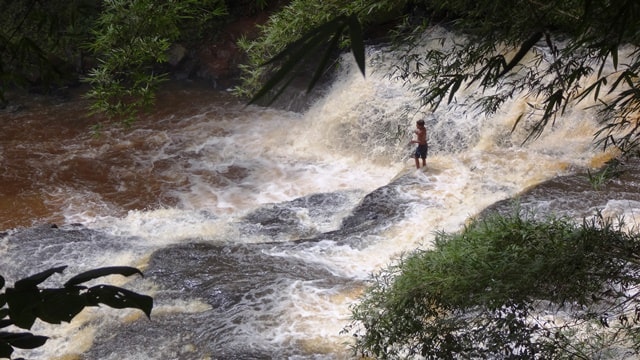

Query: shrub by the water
left=346, top=211, right=640, bottom=359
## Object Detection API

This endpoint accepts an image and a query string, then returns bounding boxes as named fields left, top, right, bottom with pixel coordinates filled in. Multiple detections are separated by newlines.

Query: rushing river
left=1, top=46, right=638, bottom=359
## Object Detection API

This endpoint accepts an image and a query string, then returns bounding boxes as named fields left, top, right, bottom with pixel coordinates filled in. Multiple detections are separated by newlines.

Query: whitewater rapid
left=0, top=40, right=622, bottom=359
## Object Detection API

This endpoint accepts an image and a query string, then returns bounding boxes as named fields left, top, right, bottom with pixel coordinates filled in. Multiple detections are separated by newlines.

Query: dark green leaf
left=258, top=70, right=299, bottom=107
left=37, top=288, right=86, bottom=324
left=511, top=113, right=525, bottom=133
left=14, top=266, right=67, bottom=290
left=249, top=15, right=364, bottom=105
left=86, top=285, right=153, bottom=318
left=0, top=308, right=8, bottom=320
left=64, top=266, right=144, bottom=287
left=448, top=76, right=464, bottom=104
left=307, top=27, right=344, bottom=93
left=5, top=288, right=40, bottom=329
left=0, top=332, right=48, bottom=349
left=608, top=70, right=634, bottom=95
left=262, top=16, right=348, bottom=67
left=577, top=76, right=607, bottom=102
left=0, top=319, right=12, bottom=329
left=499, top=32, right=543, bottom=77
left=0, top=340, right=13, bottom=358
left=348, top=14, right=366, bottom=77
left=248, top=30, right=328, bottom=105
left=611, top=45, right=618, bottom=70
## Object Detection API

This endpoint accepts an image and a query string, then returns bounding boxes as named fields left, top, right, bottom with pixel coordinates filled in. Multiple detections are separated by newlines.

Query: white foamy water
left=1, top=33, right=621, bottom=359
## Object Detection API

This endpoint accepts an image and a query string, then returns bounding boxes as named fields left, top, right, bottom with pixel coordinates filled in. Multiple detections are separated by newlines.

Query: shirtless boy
left=410, top=119, right=428, bottom=169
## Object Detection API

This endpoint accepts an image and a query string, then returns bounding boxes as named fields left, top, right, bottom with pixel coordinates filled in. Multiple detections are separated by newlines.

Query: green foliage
left=0, top=0, right=99, bottom=102
left=247, top=14, right=366, bottom=106
left=0, top=0, right=227, bottom=122
left=345, top=211, right=640, bottom=359
left=83, top=0, right=226, bottom=124
left=587, top=158, right=625, bottom=191
left=234, top=0, right=407, bottom=99
left=0, top=266, right=153, bottom=359
left=388, top=0, right=640, bottom=152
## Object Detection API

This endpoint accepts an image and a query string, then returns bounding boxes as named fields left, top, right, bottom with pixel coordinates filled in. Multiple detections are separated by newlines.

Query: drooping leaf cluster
left=390, top=0, right=640, bottom=153
left=242, top=0, right=640, bottom=154
left=234, top=0, right=409, bottom=101
left=246, top=14, right=366, bottom=106
left=345, top=211, right=640, bottom=359
left=0, top=266, right=153, bottom=360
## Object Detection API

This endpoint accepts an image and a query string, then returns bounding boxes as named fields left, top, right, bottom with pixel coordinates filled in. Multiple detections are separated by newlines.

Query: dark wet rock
left=481, top=158, right=640, bottom=221
left=167, top=44, right=187, bottom=66
left=241, top=205, right=306, bottom=238
left=238, top=190, right=364, bottom=241
left=0, top=224, right=140, bottom=284
left=83, top=241, right=354, bottom=360
left=338, top=175, right=417, bottom=235
left=146, top=242, right=343, bottom=309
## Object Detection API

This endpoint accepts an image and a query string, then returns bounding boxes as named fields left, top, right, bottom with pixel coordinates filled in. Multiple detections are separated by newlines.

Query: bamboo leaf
left=247, top=58, right=301, bottom=105
left=348, top=14, right=366, bottom=77
left=307, top=26, right=344, bottom=93
left=259, top=70, right=299, bottom=107
left=5, top=287, right=40, bottom=329
left=611, top=45, right=619, bottom=70
left=86, top=285, right=153, bottom=318
left=0, top=332, right=48, bottom=349
left=511, top=113, right=525, bottom=133
left=0, top=341, right=11, bottom=358
left=577, top=76, right=607, bottom=102
left=0, top=319, right=12, bottom=329
left=37, top=288, right=86, bottom=324
left=261, top=16, right=347, bottom=67
left=15, top=266, right=67, bottom=290
left=448, top=76, right=463, bottom=104
left=64, top=266, right=143, bottom=287
left=499, top=32, right=543, bottom=77
left=543, top=90, right=563, bottom=120
left=250, top=15, right=368, bottom=105
left=249, top=29, right=329, bottom=105
left=608, top=70, right=633, bottom=95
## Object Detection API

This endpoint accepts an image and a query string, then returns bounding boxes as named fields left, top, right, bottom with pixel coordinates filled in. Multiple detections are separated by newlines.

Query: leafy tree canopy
left=82, top=0, right=227, bottom=124
left=0, top=0, right=238, bottom=123
left=234, top=0, right=408, bottom=100
left=241, top=0, right=640, bottom=154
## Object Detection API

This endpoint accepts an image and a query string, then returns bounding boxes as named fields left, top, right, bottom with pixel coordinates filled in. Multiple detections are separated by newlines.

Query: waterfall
left=0, top=31, right=621, bottom=359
